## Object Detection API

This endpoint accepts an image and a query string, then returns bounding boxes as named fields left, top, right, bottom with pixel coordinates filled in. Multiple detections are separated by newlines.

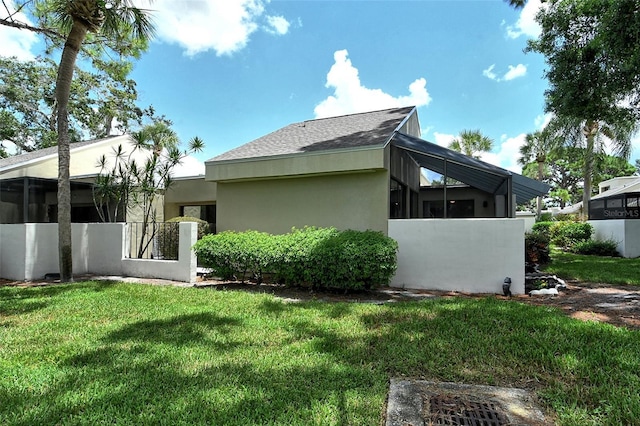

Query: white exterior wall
left=516, top=212, right=536, bottom=233
left=589, top=220, right=640, bottom=258
left=0, top=222, right=197, bottom=282
left=389, top=219, right=525, bottom=294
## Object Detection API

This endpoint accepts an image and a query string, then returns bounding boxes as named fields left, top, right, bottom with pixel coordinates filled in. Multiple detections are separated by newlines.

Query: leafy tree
left=448, top=129, right=493, bottom=159
left=93, top=121, right=204, bottom=258
left=1, top=0, right=156, bottom=281
left=0, top=55, right=150, bottom=153
left=527, top=0, right=640, bottom=215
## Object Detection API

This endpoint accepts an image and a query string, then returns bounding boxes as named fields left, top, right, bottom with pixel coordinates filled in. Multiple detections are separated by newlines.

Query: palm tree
left=49, top=0, right=155, bottom=281
left=449, top=129, right=494, bottom=159
left=518, top=130, right=558, bottom=219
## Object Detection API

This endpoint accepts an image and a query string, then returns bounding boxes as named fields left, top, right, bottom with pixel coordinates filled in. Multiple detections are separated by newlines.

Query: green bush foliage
left=193, top=230, right=273, bottom=281
left=531, top=221, right=553, bottom=239
left=550, top=221, right=593, bottom=249
left=193, top=227, right=398, bottom=290
left=157, top=216, right=211, bottom=259
left=571, top=239, right=620, bottom=257
left=538, top=212, right=554, bottom=222
left=525, top=231, right=551, bottom=265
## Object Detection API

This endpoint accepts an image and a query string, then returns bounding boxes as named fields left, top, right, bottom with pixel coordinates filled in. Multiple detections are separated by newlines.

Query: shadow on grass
left=104, top=312, right=242, bottom=348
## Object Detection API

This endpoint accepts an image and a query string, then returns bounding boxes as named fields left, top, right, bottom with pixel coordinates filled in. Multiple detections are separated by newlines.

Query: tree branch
left=0, top=17, right=63, bottom=39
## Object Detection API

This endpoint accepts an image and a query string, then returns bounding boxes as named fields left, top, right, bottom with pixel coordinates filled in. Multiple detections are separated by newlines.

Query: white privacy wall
left=0, top=222, right=197, bottom=282
left=389, top=219, right=525, bottom=294
left=589, top=220, right=640, bottom=258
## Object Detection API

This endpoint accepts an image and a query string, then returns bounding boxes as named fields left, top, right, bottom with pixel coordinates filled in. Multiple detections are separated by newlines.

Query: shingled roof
left=209, top=106, right=416, bottom=162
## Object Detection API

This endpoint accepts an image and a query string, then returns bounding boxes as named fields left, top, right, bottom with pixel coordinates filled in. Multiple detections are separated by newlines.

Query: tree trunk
left=582, top=121, right=598, bottom=220
left=56, top=20, right=89, bottom=282
left=536, top=160, right=544, bottom=219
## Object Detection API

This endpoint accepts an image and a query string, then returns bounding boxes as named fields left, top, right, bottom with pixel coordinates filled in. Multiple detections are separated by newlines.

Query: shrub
left=550, top=221, right=592, bottom=249
left=193, top=230, right=273, bottom=281
left=531, top=221, right=553, bottom=239
left=571, top=239, right=620, bottom=257
left=193, top=227, right=398, bottom=290
left=525, top=231, right=551, bottom=265
left=538, top=212, right=553, bottom=222
left=157, top=216, right=211, bottom=259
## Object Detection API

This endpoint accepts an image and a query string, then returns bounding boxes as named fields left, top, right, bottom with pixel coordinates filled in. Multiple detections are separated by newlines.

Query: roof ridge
left=300, top=106, right=415, bottom=124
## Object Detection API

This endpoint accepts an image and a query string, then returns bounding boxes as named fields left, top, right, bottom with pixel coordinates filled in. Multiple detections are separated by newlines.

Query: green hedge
left=531, top=221, right=553, bottom=239
left=193, top=227, right=398, bottom=290
left=550, top=221, right=593, bottom=249
left=571, top=239, right=620, bottom=257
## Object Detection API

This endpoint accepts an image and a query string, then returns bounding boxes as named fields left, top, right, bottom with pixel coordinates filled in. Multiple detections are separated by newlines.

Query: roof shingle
left=209, top=106, right=415, bottom=162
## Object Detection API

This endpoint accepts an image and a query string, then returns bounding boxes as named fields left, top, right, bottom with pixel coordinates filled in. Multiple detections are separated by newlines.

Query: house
left=205, top=106, right=549, bottom=235
left=0, top=135, right=210, bottom=225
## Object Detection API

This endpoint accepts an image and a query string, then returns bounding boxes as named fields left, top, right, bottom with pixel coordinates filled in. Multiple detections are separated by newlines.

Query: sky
left=2, top=0, right=639, bottom=176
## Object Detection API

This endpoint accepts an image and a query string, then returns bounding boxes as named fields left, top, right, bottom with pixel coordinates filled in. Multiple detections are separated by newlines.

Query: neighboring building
left=205, top=106, right=549, bottom=235
left=0, top=135, right=207, bottom=224
left=589, top=175, right=640, bottom=221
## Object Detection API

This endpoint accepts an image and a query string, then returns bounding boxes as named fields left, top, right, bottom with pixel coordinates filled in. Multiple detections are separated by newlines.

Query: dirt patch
left=3, top=276, right=640, bottom=330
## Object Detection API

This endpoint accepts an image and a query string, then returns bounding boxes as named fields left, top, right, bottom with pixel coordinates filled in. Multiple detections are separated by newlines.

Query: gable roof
left=0, top=135, right=126, bottom=174
left=391, top=132, right=551, bottom=205
left=209, top=106, right=416, bottom=163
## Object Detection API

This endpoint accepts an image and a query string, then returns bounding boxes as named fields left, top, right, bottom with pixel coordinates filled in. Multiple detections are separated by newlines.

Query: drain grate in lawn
left=386, top=379, right=549, bottom=426
left=428, top=394, right=507, bottom=425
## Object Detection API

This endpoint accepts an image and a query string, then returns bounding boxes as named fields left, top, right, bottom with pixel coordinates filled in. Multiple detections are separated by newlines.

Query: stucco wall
left=207, top=147, right=387, bottom=182
left=389, top=219, right=525, bottom=294
left=0, top=222, right=197, bottom=281
left=217, top=171, right=390, bottom=235
left=590, top=220, right=640, bottom=258
left=164, top=177, right=217, bottom=220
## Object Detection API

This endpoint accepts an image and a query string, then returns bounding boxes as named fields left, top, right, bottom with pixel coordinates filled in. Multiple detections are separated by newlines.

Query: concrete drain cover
left=386, top=380, right=549, bottom=426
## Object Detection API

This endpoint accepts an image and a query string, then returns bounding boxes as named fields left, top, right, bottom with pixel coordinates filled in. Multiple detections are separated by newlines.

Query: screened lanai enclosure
left=388, top=132, right=550, bottom=219
left=0, top=177, right=123, bottom=224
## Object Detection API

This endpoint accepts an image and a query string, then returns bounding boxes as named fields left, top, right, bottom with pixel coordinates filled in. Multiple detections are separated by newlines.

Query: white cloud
left=265, top=15, right=290, bottom=35
left=314, top=49, right=431, bottom=118
left=483, top=63, right=527, bottom=82
left=506, top=0, right=545, bottom=39
left=433, top=132, right=455, bottom=148
left=481, top=133, right=527, bottom=173
left=172, top=154, right=205, bottom=177
left=503, top=64, right=527, bottom=81
left=0, top=1, right=38, bottom=60
left=482, top=64, right=498, bottom=81
left=150, top=0, right=291, bottom=56
left=534, top=113, right=553, bottom=130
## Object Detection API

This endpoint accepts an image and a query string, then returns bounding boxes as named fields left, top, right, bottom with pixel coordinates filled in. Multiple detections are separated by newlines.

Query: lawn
left=544, top=248, right=640, bottom=286
left=1, top=281, right=640, bottom=425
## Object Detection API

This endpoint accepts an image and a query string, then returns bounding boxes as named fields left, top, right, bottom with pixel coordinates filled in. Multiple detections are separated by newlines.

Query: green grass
left=544, top=248, right=640, bottom=285
left=2, top=282, right=640, bottom=425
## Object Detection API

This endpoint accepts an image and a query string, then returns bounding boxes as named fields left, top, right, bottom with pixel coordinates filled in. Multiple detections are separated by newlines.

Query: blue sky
left=2, top=0, right=639, bottom=175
